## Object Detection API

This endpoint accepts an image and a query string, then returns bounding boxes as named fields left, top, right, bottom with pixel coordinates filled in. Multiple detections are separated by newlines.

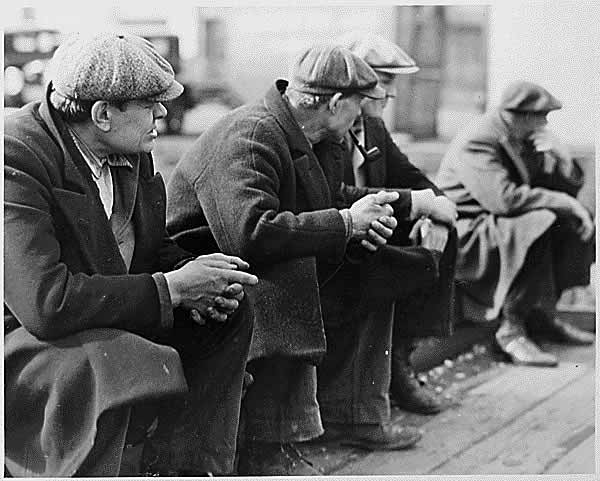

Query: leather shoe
left=391, top=356, right=443, bottom=414
left=496, top=333, right=558, bottom=367
left=544, top=317, right=595, bottom=345
left=237, top=442, right=321, bottom=476
left=323, top=421, right=422, bottom=450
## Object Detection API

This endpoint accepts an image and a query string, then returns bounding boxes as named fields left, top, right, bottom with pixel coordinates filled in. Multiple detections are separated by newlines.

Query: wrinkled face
left=325, top=94, right=363, bottom=141
left=106, top=99, right=167, bottom=153
left=359, top=71, right=399, bottom=118
left=376, top=71, right=399, bottom=107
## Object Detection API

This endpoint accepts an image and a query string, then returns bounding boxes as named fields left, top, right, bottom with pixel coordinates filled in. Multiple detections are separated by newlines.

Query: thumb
left=374, top=190, right=400, bottom=204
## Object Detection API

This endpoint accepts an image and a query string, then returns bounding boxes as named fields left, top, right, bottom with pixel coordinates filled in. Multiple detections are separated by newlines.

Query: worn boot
left=496, top=317, right=558, bottom=367
left=237, top=441, right=321, bottom=476
left=322, top=421, right=422, bottom=450
left=390, top=342, right=443, bottom=414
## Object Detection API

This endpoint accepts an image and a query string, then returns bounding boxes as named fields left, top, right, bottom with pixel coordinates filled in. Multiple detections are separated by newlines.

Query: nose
left=153, top=102, right=168, bottom=120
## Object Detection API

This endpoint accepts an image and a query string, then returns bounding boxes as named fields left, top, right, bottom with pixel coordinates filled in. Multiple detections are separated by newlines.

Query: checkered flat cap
left=289, top=44, right=385, bottom=100
left=335, top=31, right=419, bottom=75
left=500, top=81, right=562, bottom=113
left=49, top=32, right=183, bottom=103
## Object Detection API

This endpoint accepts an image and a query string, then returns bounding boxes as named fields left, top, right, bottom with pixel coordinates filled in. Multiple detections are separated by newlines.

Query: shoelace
left=286, top=443, right=319, bottom=471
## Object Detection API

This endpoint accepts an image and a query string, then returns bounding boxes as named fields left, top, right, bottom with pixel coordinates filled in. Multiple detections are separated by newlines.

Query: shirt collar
left=66, top=125, right=133, bottom=178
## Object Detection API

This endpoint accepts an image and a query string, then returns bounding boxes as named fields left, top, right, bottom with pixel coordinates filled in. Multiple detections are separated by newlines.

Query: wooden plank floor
left=324, top=341, right=595, bottom=476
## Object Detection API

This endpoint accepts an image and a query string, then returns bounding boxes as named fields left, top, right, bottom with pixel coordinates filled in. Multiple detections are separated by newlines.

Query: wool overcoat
left=167, top=81, right=414, bottom=363
left=436, top=110, right=588, bottom=321
left=4, top=88, right=190, bottom=476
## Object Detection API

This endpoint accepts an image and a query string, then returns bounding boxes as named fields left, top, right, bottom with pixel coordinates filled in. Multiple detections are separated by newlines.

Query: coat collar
left=263, top=80, right=333, bottom=208
left=489, top=110, right=531, bottom=184
left=264, top=80, right=317, bottom=158
left=362, top=115, right=387, bottom=186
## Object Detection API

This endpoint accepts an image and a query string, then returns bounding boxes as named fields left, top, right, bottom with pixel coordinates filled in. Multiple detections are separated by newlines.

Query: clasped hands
left=164, top=253, right=258, bottom=327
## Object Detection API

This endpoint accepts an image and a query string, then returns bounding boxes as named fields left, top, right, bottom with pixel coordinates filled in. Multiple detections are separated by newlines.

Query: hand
left=530, top=128, right=570, bottom=160
left=409, top=219, right=449, bottom=252
left=429, top=196, right=458, bottom=227
left=165, top=253, right=258, bottom=325
left=361, top=215, right=398, bottom=252
left=349, top=190, right=399, bottom=239
left=567, top=198, right=594, bottom=242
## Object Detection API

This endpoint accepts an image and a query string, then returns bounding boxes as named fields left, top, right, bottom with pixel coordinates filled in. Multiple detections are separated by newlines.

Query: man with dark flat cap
left=332, top=31, right=458, bottom=416
left=167, top=43, right=456, bottom=475
left=4, top=32, right=258, bottom=477
left=436, top=80, right=594, bottom=367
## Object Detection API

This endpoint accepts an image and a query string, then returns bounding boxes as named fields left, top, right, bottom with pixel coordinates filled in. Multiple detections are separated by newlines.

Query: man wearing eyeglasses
left=324, top=32, right=458, bottom=420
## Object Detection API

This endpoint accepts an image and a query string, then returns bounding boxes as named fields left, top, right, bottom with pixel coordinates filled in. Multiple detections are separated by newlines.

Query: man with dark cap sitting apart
left=436, top=81, right=594, bottom=367
left=333, top=31, right=458, bottom=416
left=4, top=32, right=258, bottom=477
left=167, top=43, right=456, bottom=475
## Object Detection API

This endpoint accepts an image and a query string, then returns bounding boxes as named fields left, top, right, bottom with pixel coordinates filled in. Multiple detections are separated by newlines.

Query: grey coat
left=436, top=110, right=586, bottom=320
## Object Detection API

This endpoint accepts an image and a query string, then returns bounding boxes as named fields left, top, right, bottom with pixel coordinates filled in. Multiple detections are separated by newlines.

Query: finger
left=383, top=203, right=395, bottom=217
left=367, top=228, right=388, bottom=246
left=360, top=239, right=378, bottom=252
left=408, top=219, right=424, bottom=242
left=190, top=309, right=206, bottom=326
left=214, top=296, right=239, bottom=313
left=223, top=270, right=259, bottom=286
left=206, top=306, right=228, bottom=323
left=220, top=256, right=250, bottom=270
left=195, top=254, right=250, bottom=270
left=373, top=190, right=400, bottom=204
left=370, top=220, right=394, bottom=238
left=379, top=215, right=397, bottom=229
left=223, top=283, right=244, bottom=297
left=200, top=260, right=241, bottom=270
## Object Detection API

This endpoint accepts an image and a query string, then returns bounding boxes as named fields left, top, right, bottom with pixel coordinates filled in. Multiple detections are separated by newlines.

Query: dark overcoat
left=167, top=81, right=413, bottom=363
left=436, top=110, right=589, bottom=321
left=337, top=115, right=456, bottom=337
left=4, top=89, right=189, bottom=476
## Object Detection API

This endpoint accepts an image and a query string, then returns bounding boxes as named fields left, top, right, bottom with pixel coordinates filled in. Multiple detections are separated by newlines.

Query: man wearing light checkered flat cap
left=4, top=32, right=258, bottom=477
left=333, top=31, right=459, bottom=418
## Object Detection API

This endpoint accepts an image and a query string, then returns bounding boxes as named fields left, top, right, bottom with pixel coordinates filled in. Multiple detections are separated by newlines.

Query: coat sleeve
left=454, top=136, right=578, bottom=217
left=193, top=119, right=348, bottom=267
left=4, top=136, right=165, bottom=341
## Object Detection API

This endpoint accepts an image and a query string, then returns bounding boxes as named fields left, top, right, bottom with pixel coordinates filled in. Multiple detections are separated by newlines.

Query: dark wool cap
left=500, top=81, right=562, bottom=113
left=289, top=44, right=386, bottom=100
left=335, top=31, right=419, bottom=75
left=49, top=32, right=183, bottom=102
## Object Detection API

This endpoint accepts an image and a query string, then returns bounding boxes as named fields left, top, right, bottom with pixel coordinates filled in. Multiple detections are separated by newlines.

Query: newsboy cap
left=499, top=81, right=562, bottom=113
left=49, top=32, right=183, bottom=103
left=335, top=31, right=419, bottom=75
left=289, top=44, right=386, bottom=100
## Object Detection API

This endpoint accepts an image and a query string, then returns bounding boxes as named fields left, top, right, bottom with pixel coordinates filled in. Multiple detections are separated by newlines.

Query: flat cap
left=500, top=81, right=562, bottom=113
left=335, top=31, right=419, bottom=75
left=289, top=44, right=385, bottom=100
left=49, top=32, right=183, bottom=103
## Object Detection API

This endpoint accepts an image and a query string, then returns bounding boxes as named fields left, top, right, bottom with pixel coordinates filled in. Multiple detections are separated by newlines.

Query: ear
left=328, top=92, right=344, bottom=114
left=90, top=101, right=112, bottom=132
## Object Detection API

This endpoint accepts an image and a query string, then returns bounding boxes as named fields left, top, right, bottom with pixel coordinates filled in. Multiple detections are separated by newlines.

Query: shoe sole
left=341, top=434, right=422, bottom=451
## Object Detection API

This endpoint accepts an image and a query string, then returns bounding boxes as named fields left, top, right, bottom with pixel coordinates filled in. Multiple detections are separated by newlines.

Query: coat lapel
left=490, top=111, right=531, bottom=185
left=39, top=87, right=128, bottom=274
left=364, top=119, right=387, bottom=186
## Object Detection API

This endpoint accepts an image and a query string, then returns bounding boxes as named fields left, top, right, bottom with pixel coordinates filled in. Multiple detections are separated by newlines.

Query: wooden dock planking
left=432, top=368, right=594, bottom=474
left=545, top=432, right=595, bottom=474
left=334, top=362, right=589, bottom=475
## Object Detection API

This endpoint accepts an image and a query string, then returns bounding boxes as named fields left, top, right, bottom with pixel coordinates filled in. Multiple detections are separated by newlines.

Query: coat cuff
left=152, top=272, right=174, bottom=330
